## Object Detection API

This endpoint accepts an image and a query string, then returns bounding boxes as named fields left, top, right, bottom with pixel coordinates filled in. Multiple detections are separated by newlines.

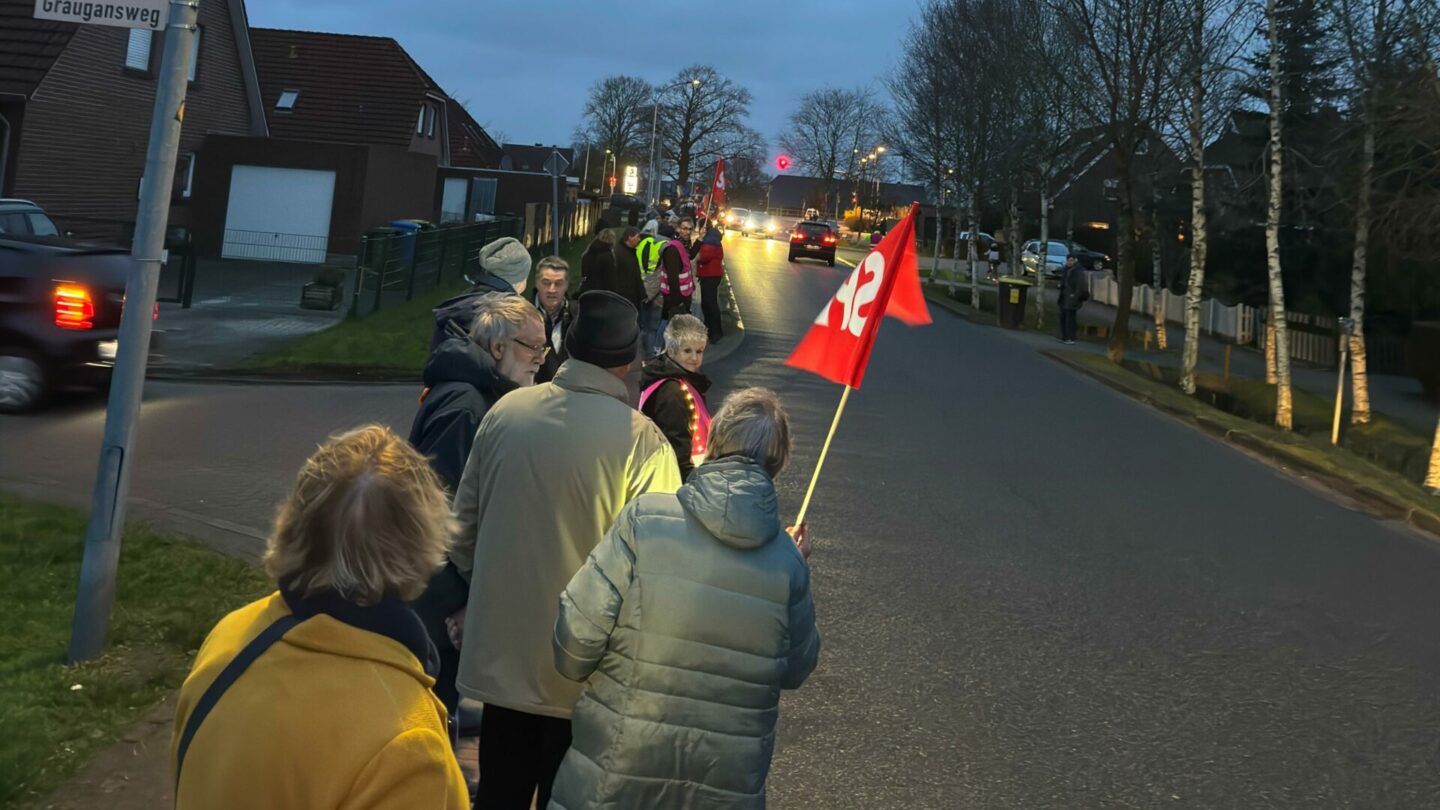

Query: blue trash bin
left=389, top=220, right=424, bottom=266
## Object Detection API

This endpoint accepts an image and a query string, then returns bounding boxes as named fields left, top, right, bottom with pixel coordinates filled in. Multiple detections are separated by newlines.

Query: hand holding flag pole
left=786, top=203, right=932, bottom=527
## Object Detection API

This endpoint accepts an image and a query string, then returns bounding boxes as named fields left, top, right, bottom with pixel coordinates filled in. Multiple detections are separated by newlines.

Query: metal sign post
left=66, top=0, right=199, bottom=663
left=543, top=150, right=570, bottom=258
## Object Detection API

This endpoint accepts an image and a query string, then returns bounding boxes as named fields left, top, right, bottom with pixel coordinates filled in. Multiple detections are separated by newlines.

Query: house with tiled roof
left=0, top=0, right=265, bottom=239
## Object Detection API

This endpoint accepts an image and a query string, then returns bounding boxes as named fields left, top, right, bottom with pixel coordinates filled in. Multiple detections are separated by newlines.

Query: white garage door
left=222, top=165, right=336, bottom=263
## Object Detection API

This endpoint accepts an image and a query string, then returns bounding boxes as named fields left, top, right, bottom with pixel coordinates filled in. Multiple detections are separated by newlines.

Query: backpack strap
left=174, top=613, right=302, bottom=792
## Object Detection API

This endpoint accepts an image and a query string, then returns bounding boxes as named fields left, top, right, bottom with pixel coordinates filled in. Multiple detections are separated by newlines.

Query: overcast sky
left=248, top=0, right=917, bottom=159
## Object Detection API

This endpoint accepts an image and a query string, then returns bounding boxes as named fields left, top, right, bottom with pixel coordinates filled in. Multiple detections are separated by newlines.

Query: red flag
left=709, top=159, right=727, bottom=211
left=785, top=203, right=931, bottom=388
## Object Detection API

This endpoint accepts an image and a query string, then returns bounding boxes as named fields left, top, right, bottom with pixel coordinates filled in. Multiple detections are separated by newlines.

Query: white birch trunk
left=1427, top=414, right=1440, bottom=491
left=1036, top=192, right=1049, bottom=330
left=1349, top=110, right=1375, bottom=424
left=1266, top=0, right=1294, bottom=430
left=1151, top=201, right=1167, bottom=350
left=1181, top=1, right=1208, bottom=394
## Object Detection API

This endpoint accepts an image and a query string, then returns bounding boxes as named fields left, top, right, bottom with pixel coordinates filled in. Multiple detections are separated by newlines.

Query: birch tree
left=1264, top=0, right=1296, bottom=429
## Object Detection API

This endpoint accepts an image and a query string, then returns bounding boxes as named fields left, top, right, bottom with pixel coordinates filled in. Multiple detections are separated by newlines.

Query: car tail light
left=55, top=285, right=94, bottom=329
left=822, top=234, right=837, bottom=245
left=790, top=231, right=805, bottom=241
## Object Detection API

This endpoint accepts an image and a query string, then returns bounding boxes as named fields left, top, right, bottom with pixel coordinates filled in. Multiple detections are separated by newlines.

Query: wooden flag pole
left=795, top=385, right=853, bottom=526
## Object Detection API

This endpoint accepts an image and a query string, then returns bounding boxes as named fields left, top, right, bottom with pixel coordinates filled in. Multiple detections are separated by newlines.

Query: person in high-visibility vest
left=634, top=226, right=668, bottom=357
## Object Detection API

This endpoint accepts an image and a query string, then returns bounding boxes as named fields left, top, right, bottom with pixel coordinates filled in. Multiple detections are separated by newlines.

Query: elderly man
left=530, top=256, right=576, bottom=384
left=408, top=293, right=546, bottom=724
left=449, top=290, right=682, bottom=809
left=430, top=236, right=533, bottom=351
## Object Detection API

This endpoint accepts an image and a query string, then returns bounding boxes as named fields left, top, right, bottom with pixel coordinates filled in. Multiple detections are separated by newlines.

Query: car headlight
left=744, top=221, right=754, bottom=229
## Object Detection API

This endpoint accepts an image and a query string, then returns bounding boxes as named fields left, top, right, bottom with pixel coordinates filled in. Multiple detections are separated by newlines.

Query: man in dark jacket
left=578, top=230, right=617, bottom=297
left=409, top=292, right=545, bottom=721
left=1057, top=253, right=1087, bottom=344
left=429, top=236, right=533, bottom=351
left=610, top=227, right=647, bottom=310
left=531, top=256, right=576, bottom=384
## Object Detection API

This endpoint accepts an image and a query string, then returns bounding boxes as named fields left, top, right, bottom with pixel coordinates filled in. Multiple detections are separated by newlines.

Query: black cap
left=566, top=291, right=639, bottom=369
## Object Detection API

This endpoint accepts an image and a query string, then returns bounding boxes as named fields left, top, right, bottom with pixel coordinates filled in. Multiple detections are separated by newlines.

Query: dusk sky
left=247, top=0, right=917, bottom=160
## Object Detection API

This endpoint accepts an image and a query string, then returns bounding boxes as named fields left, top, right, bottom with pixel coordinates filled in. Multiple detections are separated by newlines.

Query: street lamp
left=647, top=77, right=701, bottom=205
left=604, top=149, right=617, bottom=197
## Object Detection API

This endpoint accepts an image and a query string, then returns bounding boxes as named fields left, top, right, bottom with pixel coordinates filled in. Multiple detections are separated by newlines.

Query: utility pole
left=68, top=0, right=199, bottom=663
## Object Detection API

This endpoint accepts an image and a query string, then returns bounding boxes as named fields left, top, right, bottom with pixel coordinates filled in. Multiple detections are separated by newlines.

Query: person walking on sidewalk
left=532, top=257, right=576, bottom=384
left=1058, top=253, right=1088, bottom=345
left=694, top=225, right=726, bottom=343
left=408, top=293, right=544, bottom=725
left=449, top=290, right=682, bottom=809
left=172, top=425, right=468, bottom=810
left=549, top=387, right=821, bottom=810
left=639, top=315, right=712, bottom=481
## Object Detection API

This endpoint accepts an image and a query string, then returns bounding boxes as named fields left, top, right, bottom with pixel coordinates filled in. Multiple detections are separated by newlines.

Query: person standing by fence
left=1058, top=253, right=1087, bottom=345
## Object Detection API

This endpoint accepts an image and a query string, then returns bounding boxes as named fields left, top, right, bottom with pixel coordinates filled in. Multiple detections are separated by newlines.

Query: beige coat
left=450, top=359, right=681, bottom=718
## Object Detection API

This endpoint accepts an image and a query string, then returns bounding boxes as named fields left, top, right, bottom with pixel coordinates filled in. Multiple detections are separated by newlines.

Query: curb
left=1043, top=350, right=1440, bottom=541
left=147, top=368, right=419, bottom=385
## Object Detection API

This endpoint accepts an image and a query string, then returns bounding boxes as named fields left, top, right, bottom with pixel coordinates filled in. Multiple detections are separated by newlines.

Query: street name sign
left=34, top=0, right=168, bottom=29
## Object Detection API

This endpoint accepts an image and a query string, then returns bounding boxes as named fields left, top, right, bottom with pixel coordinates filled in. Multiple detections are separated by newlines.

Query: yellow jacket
left=171, top=591, right=468, bottom=810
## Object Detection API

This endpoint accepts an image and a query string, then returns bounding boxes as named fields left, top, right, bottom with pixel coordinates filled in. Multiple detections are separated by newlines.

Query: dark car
left=787, top=220, right=837, bottom=266
left=0, top=234, right=139, bottom=412
left=598, top=194, right=647, bottom=229
left=0, top=199, right=63, bottom=237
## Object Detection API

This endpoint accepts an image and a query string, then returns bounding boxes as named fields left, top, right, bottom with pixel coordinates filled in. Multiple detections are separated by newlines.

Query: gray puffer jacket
left=549, top=457, right=821, bottom=810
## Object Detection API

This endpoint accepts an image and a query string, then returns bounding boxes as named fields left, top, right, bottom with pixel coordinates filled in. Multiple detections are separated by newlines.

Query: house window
left=188, top=26, right=202, bottom=82
left=417, top=106, right=426, bottom=135
left=275, top=89, right=299, bottom=111
left=181, top=154, right=196, bottom=199
left=125, top=29, right=152, bottom=71
left=426, top=105, right=436, bottom=138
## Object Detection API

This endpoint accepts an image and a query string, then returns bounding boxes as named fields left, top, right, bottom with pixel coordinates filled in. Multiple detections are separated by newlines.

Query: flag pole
left=795, top=385, right=853, bottom=526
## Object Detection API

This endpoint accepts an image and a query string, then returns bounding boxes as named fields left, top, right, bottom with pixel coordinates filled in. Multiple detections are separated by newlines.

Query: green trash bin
left=995, top=276, right=1033, bottom=329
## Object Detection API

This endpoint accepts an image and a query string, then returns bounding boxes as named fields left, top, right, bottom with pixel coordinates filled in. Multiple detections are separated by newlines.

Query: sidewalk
left=152, top=259, right=349, bottom=372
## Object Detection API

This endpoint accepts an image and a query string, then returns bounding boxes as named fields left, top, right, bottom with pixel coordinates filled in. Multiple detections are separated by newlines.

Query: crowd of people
left=171, top=228, right=820, bottom=810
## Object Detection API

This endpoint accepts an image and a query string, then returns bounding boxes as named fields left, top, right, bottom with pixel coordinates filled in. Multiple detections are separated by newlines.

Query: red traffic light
left=776, top=155, right=791, bottom=171
left=608, top=176, right=617, bottom=186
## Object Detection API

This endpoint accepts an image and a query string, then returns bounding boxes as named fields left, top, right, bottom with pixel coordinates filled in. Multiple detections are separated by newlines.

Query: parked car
left=0, top=233, right=142, bottom=412
left=1020, top=239, right=1109, bottom=278
left=955, top=231, right=998, bottom=253
left=787, top=221, right=837, bottom=266
left=0, top=199, right=62, bottom=237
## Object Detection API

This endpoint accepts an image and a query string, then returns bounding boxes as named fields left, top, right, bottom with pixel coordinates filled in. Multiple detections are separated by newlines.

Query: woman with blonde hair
left=172, top=425, right=468, bottom=810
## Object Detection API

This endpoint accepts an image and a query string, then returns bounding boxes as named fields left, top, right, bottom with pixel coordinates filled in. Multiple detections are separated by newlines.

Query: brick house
left=0, top=0, right=266, bottom=240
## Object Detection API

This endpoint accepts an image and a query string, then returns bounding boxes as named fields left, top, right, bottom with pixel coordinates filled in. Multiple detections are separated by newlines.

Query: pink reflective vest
left=638, top=376, right=710, bottom=468
left=659, top=239, right=694, bottom=298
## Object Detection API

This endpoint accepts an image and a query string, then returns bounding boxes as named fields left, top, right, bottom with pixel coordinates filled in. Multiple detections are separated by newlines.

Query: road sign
left=543, top=150, right=570, bottom=177
left=622, top=165, right=638, bottom=194
left=34, top=0, right=169, bottom=29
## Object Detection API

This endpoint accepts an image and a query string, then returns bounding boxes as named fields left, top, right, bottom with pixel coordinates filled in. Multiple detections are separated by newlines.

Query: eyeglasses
left=512, top=337, right=551, bottom=360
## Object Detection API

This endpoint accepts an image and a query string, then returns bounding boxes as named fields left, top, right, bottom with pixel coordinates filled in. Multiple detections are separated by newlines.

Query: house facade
left=0, top=0, right=266, bottom=241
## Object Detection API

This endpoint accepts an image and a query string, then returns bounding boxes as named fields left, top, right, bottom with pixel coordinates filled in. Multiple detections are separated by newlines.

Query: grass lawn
left=1058, top=353, right=1440, bottom=517
left=243, top=237, right=595, bottom=376
left=0, top=495, right=270, bottom=808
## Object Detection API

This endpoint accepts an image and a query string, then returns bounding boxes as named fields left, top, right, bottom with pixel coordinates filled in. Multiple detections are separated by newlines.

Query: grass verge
left=0, top=495, right=270, bottom=808
left=1052, top=352, right=1440, bottom=531
left=241, top=237, right=595, bottom=377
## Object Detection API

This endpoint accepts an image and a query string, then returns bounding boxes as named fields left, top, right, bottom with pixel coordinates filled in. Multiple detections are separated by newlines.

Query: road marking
left=835, top=257, right=857, bottom=268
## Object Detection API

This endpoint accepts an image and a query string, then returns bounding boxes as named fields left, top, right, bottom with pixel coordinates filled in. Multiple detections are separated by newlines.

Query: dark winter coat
left=549, top=457, right=820, bottom=810
left=1059, top=261, right=1089, bottom=311
left=610, top=241, right=647, bottom=309
left=578, top=238, right=618, bottom=297
left=408, top=336, right=519, bottom=493
left=640, top=354, right=712, bottom=481
left=533, top=295, right=578, bottom=385
left=429, top=273, right=517, bottom=352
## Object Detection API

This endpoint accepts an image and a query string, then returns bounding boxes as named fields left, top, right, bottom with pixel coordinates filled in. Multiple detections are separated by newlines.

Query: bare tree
left=781, top=88, right=883, bottom=215
left=656, top=65, right=755, bottom=186
left=576, top=76, right=654, bottom=164
left=1047, top=0, right=1188, bottom=362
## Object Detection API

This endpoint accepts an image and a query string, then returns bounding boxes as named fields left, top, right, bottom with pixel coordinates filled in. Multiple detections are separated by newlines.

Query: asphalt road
left=3, top=235, right=1439, bottom=807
